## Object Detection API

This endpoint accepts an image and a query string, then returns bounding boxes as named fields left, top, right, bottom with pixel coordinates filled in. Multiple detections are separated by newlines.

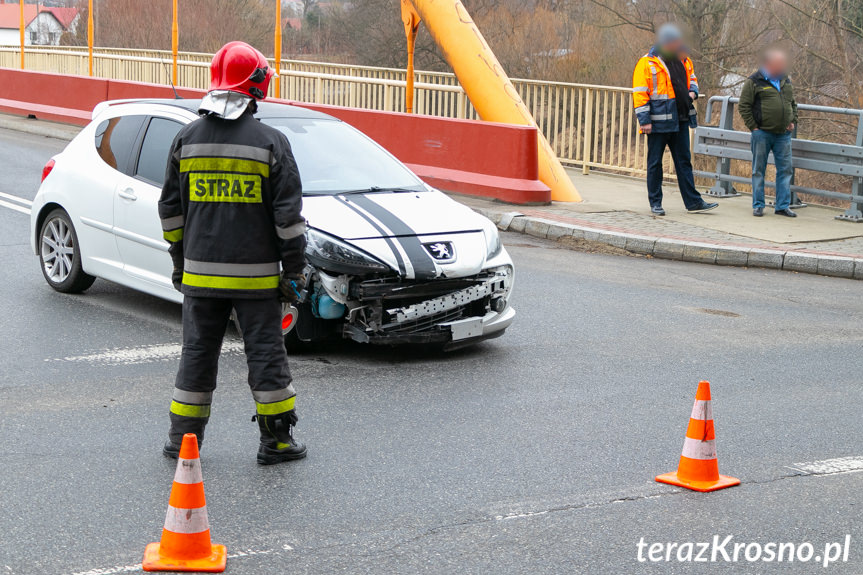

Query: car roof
left=111, top=98, right=337, bottom=121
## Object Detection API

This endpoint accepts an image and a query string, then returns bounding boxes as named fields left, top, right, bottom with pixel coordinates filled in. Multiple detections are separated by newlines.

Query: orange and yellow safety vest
left=633, top=47, right=699, bottom=133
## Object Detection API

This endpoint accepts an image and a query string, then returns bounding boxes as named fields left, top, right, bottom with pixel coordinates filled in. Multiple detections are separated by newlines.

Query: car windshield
left=261, top=117, right=425, bottom=196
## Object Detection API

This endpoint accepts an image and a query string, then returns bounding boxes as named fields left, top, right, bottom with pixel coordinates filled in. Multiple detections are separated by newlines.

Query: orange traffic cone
left=143, top=433, right=227, bottom=572
left=655, top=381, right=740, bottom=492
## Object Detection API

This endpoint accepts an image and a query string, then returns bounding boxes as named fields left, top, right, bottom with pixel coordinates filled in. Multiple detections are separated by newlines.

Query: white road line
left=790, top=456, right=863, bottom=476
left=67, top=547, right=288, bottom=575
left=0, top=191, right=32, bottom=207
left=0, top=198, right=30, bottom=215
left=48, top=340, right=245, bottom=366
left=496, top=510, right=550, bottom=521
left=227, top=547, right=280, bottom=558
left=69, top=565, right=141, bottom=575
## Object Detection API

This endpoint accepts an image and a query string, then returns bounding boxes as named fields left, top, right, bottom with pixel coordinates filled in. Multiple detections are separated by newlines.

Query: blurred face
left=764, top=50, right=788, bottom=78
left=662, top=38, right=684, bottom=56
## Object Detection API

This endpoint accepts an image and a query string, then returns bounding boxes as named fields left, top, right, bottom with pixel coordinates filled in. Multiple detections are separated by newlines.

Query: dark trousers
left=646, top=123, right=704, bottom=210
left=167, top=296, right=296, bottom=446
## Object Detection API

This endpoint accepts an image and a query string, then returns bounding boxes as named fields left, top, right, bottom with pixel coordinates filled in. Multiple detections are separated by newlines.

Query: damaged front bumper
left=337, top=265, right=515, bottom=348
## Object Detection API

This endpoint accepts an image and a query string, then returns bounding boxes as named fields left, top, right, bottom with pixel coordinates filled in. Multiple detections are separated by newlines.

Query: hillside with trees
left=57, top=0, right=863, bottom=108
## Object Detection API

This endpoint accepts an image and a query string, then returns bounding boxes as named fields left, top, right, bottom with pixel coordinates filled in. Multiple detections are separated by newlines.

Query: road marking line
left=496, top=510, right=550, bottom=521
left=226, top=548, right=277, bottom=558
left=67, top=547, right=287, bottom=575
left=789, top=456, right=863, bottom=476
left=69, top=565, right=142, bottom=575
left=0, top=191, right=32, bottom=207
left=48, top=340, right=245, bottom=366
left=0, top=198, right=30, bottom=215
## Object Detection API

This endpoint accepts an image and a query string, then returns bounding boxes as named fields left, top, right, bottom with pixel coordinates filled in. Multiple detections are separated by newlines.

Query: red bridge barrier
left=290, top=103, right=549, bottom=204
left=0, top=68, right=551, bottom=204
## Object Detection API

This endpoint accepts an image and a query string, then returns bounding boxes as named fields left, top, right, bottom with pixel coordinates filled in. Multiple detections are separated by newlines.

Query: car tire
left=39, top=208, right=96, bottom=294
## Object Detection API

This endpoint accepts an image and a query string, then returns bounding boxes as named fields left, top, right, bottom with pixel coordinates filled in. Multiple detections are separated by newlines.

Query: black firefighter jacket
left=158, top=109, right=306, bottom=299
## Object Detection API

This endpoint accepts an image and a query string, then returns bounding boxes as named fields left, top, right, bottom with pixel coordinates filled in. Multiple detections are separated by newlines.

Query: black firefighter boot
left=163, top=432, right=205, bottom=459
left=254, top=410, right=307, bottom=465
left=163, top=419, right=207, bottom=459
left=163, top=439, right=183, bottom=459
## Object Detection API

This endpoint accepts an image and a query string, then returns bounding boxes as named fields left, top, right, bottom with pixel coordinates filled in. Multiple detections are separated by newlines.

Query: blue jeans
left=646, top=123, right=704, bottom=210
left=751, top=129, right=793, bottom=211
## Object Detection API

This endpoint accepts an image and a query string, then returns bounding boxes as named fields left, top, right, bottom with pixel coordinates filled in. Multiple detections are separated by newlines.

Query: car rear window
left=94, top=115, right=146, bottom=175
left=135, top=118, right=183, bottom=186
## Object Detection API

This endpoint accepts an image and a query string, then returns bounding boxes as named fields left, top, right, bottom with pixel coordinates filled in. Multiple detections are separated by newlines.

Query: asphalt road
left=1, top=127, right=862, bottom=574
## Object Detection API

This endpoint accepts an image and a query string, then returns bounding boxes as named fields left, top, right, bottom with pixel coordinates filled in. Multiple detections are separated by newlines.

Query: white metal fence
left=0, top=46, right=667, bottom=177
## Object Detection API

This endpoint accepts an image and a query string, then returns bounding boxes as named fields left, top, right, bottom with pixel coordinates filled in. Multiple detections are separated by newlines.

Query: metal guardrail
left=697, top=96, right=863, bottom=222
left=0, top=46, right=673, bottom=179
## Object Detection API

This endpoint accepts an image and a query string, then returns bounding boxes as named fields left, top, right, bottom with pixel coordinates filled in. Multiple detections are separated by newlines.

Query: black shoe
left=775, top=208, right=797, bottom=218
left=254, top=410, right=307, bottom=465
left=651, top=205, right=666, bottom=216
left=162, top=440, right=180, bottom=459
left=258, top=437, right=308, bottom=465
left=753, top=207, right=764, bottom=217
left=687, top=202, right=719, bottom=213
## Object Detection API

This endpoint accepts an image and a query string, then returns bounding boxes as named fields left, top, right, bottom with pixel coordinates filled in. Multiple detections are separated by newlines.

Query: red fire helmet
left=209, top=41, right=274, bottom=100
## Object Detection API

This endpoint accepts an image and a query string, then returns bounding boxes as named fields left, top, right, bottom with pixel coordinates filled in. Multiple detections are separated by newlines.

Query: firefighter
left=158, top=41, right=308, bottom=465
left=632, top=24, right=718, bottom=216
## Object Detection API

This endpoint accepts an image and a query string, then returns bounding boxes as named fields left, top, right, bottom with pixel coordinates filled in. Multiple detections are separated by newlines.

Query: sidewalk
left=455, top=169, right=863, bottom=280
left=0, top=114, right=81, bottom=141
left=3, top=113, right=861, bottom=279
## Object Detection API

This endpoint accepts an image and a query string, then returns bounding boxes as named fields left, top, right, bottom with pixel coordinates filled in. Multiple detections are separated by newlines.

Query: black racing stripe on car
left=346, top=194, right=437, bottom=280
left=334, top=196, right=406, bottom=276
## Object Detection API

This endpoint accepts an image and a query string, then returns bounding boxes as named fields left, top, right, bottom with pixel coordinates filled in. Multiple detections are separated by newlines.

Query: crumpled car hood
left=302, top=190, right=489, bottom=279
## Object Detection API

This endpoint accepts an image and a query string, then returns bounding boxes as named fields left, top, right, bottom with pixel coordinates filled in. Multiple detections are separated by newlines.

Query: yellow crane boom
left=401, top=0, right=581, bottom=203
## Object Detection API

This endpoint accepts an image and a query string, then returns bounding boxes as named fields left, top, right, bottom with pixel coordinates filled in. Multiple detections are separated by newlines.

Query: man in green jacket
left=738, top=49, right=799, bottom=217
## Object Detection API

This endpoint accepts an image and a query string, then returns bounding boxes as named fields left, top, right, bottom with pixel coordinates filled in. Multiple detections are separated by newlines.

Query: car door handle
left=118, top=188, right=138, bottom=201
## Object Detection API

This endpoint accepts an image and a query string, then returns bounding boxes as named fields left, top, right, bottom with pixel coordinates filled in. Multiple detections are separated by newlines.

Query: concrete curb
left=475, top=209, right=863, bottom=281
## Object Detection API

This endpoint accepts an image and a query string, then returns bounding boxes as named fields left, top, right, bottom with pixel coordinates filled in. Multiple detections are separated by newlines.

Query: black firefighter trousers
left=167, top=295, right=297, bottom=447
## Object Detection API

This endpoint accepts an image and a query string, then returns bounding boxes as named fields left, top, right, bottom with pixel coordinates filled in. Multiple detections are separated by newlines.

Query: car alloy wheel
left=41, top=215, right=75, bottom=283
left=38, top=208, right=96, bottom=293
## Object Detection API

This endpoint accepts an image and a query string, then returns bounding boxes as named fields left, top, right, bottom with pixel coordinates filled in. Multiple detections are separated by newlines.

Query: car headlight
left=481, top=217, right=502, bottom=259
left=306, top=229, right=391, bottom=275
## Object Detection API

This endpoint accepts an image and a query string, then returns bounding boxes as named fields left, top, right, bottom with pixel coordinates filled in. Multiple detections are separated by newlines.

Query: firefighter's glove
left=279, top=272, right=306, bottom=304
left=172, top=268, right=183, bottom=292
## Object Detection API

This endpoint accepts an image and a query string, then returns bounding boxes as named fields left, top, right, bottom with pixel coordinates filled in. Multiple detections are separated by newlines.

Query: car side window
left=135, top=118, right=184, bottom=187
left=94, top=115, right=146, bottom=175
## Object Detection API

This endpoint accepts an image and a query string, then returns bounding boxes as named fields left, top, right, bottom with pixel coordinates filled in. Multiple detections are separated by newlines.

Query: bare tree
left=587, top=0, right=770, bottom=95
left=772, top=0, right=863, bottom=107
left=61, top=0, right=274, bottom=54
left=55, top=0, right=863, bottom=111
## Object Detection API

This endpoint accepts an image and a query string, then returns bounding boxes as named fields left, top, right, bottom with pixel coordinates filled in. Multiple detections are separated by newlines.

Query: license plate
left=443, top=317, right=484, bottom=340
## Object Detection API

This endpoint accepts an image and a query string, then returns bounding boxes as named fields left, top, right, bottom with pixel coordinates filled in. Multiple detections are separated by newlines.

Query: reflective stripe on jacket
left=633, top=46, right=699, bottom=134
left=158, top=110, right=307, bottom=299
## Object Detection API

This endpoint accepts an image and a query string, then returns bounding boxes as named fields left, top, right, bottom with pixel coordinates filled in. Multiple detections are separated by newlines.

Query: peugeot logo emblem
left=424, top=241, right=456, bottom=262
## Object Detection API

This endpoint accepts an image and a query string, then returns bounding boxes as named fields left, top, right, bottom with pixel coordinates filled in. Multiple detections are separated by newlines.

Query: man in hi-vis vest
left=633, top=24, right=718, bottom=216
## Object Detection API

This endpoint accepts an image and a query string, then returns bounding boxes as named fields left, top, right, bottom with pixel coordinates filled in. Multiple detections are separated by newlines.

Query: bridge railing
left=696, top=95, right=863, bottom=221
left=0, top=46, right=663, bottom=178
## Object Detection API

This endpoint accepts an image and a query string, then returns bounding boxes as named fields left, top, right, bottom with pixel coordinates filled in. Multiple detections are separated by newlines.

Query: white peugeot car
left=30, top=99, right=515, bottom=349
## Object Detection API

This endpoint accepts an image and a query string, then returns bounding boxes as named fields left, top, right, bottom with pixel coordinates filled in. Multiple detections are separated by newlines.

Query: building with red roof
left=0, top=3, right=79, bottom=47
left=283, top=17, right=303, bottom=31
left=42, top=6, right=78, bottom=30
